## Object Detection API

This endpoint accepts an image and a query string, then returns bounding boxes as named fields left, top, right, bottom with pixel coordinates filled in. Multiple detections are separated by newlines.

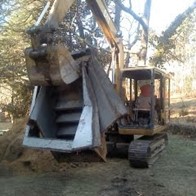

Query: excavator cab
left=110, top=66, right=171, bottom=167
left=118, top=66, right=170, bottom=135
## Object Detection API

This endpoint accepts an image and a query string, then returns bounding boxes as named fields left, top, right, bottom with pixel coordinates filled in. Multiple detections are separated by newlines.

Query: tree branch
left=113, top=0, right=148, bottom=33
left=160, top=1, right=196, bottom=44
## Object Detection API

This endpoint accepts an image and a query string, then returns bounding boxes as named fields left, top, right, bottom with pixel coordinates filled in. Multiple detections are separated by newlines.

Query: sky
left=150, top=0, right=195, bottom=34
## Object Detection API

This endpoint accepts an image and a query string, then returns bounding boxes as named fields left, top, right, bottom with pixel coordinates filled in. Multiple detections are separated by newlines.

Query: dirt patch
left=170, top=97, right=196, bottom=120
left=0, top=119, right=25, bottom=161
left=0, top=118, right=98, bottom=176
left=169, top=97, right=196, bottom=138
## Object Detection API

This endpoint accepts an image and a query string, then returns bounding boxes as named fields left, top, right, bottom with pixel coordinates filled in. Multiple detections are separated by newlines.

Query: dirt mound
left=0, top=118, right=95, bottom=175
left=0, top=119, right=56, bottom=174
left=0, top=119, right=25, bottom=161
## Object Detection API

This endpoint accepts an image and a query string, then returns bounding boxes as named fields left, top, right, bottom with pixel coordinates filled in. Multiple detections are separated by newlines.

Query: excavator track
left=128, top=133, right=168, bottom=168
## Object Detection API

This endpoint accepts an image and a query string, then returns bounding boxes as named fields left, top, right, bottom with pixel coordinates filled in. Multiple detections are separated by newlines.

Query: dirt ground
left=0, top=135, right=195, bottom=196
left=0, top=97, right=196, bottom=196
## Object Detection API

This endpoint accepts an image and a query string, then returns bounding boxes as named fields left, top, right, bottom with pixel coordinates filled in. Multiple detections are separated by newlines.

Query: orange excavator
left=23, top=0, right=171, bottom=167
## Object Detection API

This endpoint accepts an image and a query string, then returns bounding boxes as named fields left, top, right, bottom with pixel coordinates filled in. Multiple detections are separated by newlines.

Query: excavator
left=23, top=0, right=171, bottom=168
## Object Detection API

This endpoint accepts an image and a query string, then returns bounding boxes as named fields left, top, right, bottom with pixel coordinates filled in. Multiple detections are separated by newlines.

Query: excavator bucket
left=23, top=47, right=127, bottom=161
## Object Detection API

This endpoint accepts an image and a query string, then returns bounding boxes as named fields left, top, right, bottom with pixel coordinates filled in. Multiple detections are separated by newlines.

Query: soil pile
left=0, top=119, right=95, bottom=175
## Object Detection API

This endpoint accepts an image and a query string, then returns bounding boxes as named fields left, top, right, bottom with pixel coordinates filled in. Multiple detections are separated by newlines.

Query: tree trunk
left=138, top=0, right=152, bottom=65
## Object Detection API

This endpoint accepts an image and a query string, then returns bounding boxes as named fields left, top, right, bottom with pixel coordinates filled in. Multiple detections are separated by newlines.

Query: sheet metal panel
left=83, top=66, right=101, bottom=147
left=88, top=56, right=127, bottom=132
left=28, top=87, right=57, bottom=138
left=23, top=131, right=73, bottom=152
